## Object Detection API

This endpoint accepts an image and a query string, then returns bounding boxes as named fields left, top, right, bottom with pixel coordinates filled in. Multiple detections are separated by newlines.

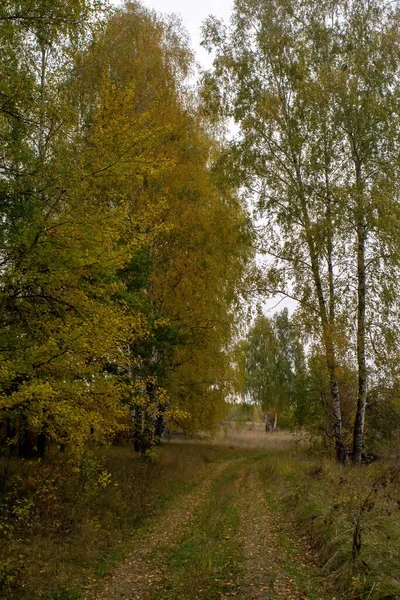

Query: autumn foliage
left=0, top=0, right=250, bottom=457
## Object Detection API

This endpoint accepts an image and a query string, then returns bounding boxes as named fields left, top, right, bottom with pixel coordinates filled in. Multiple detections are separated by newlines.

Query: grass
left=257, top=450, right=400, bottom=600
left=0, top=443, right=240, bottom=600
left=1, top=428, right=399, bottom=600
left=172, top=422, right=309, bottom=451
left=154, top=461, right=245, bottom=599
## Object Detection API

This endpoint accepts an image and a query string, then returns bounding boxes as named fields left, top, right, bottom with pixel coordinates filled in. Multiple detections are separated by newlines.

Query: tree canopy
left=2, top=0, right=400, bottom=463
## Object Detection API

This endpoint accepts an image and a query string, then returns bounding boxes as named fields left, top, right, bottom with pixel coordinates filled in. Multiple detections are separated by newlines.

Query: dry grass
left=258, top=452, right=400, bottom=600
left=168, top=423, right=309, bottom=451
left=0, top=444, right=237, bottom=600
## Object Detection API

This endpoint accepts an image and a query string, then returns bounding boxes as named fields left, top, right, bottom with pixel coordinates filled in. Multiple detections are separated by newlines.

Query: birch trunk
left=295, top=162, right=346, bottom=462
left=352, top=156, right=367, bottom=463
left=265, top=410, right=271, bottom=433
left=272, top=412, right=278, bottom=432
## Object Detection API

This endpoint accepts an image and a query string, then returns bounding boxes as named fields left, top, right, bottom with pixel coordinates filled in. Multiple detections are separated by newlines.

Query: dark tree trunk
left=154, top=413, right=166, bottom=445
left=132, top=406, right=143, bottom=453
left=19, top=414, right=34, bottom=458
left=6, top=418, right=17, bottom=455
left=154, top=396, right=169, bottom=445
left=352, top=164, right=367, bottom=463
left=140, top=381, right=157, bottom=454
left=37, top=431, right=46, bottom=458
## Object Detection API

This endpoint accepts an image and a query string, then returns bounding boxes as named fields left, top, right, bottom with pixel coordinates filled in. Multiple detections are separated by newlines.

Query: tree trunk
left=37, top=431, right=46, bottom=458
left=140, top=381, right=157, bottom=454
left=325, top=158, right=335, bottom=327
left=296, top=174, right=346, bottom=462
left=132, top=382, right=158, bottom=455
left=132, top=406, right=143, bottom=453
left=18, top=413, right=34, bottom=458
left=329, top=376, right=345, bottom=458
left=352, top=167, right=367, bottom=463
left=322, top=162, right=347, bottom=461
left=265, top=410, right=271, bottom=433
left=38, top=45, right=47, bottom=160
left=6, top=417, right=17, bottom=455
left=154, top=399, right=169, bottom=445
left=272, top=411, right=278, bottom=432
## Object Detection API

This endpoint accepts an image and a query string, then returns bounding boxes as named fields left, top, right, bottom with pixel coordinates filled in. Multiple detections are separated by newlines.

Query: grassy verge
left=258, top=450, right=400, bottom=600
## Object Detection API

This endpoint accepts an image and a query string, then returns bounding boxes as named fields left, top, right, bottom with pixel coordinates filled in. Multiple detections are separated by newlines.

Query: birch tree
left=202, top=0, right=400, bottom=461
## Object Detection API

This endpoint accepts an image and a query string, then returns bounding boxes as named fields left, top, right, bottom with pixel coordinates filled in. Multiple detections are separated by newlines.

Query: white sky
left=143, top=0, right=233, bottom=69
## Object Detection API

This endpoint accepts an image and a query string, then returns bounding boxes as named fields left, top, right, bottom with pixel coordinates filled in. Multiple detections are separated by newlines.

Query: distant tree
left=244, top=315, right=280, bottom=431
left=242, top=309, right=307, bottom=431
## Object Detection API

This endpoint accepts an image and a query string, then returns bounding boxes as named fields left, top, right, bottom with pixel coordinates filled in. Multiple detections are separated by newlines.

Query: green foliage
left=294, top=352, right=330, bottom=434
left=202, top=0, right=400, bottom=458
left=364, top=386, right=400, bottom=452
left=239, top=309, right=308, bottom=424
left=243, top=314, right=282, bottom=410
left=0, top=0, right=153, bottom=451
left=225, top=402, right=263, bottom=423
left=0, top=556, right=24, bottom=598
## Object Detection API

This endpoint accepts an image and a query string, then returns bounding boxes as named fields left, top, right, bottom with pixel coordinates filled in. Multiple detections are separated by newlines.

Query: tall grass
left=257, top=451, right=400, bottom=600
left=169, top=422, right=308, bottom=451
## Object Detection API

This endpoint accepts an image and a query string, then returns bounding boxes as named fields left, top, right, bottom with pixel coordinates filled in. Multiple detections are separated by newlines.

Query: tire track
left=84, top=460, right=232, bottom=600
left=234, top=468, right=329, bottom=600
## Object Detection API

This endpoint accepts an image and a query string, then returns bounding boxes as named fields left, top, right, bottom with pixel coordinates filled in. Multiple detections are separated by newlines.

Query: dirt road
left=85, top=453, right=331, bottom=600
